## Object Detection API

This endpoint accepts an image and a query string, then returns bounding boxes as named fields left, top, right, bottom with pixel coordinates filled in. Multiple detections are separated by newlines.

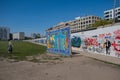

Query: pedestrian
left=8, top=40, right=13, bottom=53
left=105, top=39, right=111, bottom=55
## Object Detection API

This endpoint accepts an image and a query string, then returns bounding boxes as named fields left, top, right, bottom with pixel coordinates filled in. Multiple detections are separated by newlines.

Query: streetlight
left=113, top=0, right=116, bottom=25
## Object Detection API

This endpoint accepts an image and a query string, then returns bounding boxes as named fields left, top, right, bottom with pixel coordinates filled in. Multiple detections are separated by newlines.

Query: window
left=105, top=12, right=109, bottom=14
left=89, top=17, right=91, bottom=19
left=86, top=21, right=88, bottom=23
left=105, top=15, right=109, bottom=17
left=110, top=15, right=112, bottom=17
left=118, top=12, right=120, bottom=14
left=89, top=20, right=91, bottom=23
left=74, top=21, right=76, bottom=23
left=86, top=17, right=88, bottom=20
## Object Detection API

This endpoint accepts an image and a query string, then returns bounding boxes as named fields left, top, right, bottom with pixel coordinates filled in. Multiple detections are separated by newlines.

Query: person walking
left=105, top=39, right=111, bottom=55
left=8, top=40, right=13, bottom=53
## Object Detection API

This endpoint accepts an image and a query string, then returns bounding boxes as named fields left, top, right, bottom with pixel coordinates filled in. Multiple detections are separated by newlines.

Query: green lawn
left=0, top=41, right=47, bottom=60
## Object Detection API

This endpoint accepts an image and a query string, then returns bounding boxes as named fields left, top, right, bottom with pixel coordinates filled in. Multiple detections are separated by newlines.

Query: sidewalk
left=72, top=50, right=120, bottom=65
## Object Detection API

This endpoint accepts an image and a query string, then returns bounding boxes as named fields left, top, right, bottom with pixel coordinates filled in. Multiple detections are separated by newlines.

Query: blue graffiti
left=71, top=36, right=81, bottom=47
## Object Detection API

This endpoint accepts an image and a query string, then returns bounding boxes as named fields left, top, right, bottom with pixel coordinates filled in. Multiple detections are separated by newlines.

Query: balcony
left=104, top=12, right=109, bottom=15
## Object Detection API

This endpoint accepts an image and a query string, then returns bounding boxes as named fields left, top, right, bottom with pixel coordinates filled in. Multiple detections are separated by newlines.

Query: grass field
left=0, top=41, right=47, bottom=60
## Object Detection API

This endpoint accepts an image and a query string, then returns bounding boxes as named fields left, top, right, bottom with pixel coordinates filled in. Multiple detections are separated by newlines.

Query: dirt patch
left=0, top=53, right=120, bottom=80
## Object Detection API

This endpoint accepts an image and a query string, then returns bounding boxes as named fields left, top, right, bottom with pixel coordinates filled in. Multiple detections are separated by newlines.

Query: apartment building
left=13, top=32, right=25, bottom=40
left=0, top=27, right=10, bottom=40
left=69, top=15, right=101, bottom=32
left=47, top=15, right=101, bottom=33
left=104, top=7, right=120, bottom=20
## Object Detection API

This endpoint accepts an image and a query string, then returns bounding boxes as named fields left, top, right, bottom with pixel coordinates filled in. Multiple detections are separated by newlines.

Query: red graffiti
left=99, top=33, right=112, bottom=39
left=106, top=33, right=112, bottom=36
left=113, top=29, right=120, bottom=35
left=112, top=36, right=120, bottom=54
left=99, top=34, right=105, bottom=39
left=86, top=38, right=98, bottom=46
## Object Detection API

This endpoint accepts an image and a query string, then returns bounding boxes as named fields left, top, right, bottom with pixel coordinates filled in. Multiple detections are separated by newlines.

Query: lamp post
left=113, top=0, right=116, bottom=25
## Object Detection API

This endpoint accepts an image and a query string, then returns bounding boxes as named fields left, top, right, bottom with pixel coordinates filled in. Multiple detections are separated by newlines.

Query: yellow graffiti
left=50, top=35, right=55, bottom=41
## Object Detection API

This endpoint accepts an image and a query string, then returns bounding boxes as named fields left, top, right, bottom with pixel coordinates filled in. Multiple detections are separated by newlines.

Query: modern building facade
left=104, top=7, right=120, bottom=20
left=69, top=15, right=101, bottom=33
left=0, top=27, right=10, bottom=40
left=13, top=32, right=25, bottom=40
left=47, top=15, right=101, bottom=33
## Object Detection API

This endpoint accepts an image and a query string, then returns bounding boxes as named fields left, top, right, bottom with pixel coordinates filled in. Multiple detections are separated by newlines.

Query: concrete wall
left=71, top=25, right=120, bottom=58
left=46, top=27, right=71, bottom=56
left=23, top=38, right=47, bottom=46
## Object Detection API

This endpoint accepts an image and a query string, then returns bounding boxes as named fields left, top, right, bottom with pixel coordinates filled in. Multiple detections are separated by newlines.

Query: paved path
left=72, top=50, right=120, bottom=65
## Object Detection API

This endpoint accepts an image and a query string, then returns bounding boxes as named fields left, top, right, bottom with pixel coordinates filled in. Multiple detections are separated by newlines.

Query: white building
left=13, top=32, right=25, bottom=40
left=0, top=27, right=10, bottom=40
left=104, top=7, right=120, bottom=20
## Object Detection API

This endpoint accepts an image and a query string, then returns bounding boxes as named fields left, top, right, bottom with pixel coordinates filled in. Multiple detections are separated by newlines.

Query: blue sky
left=0, top=0, right=118, bottom=36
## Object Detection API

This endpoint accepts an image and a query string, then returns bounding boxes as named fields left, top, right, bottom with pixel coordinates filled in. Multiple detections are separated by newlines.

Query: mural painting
left=46, top=27, right=71, bottom=56
left=47, top=31, right=59, bottom=52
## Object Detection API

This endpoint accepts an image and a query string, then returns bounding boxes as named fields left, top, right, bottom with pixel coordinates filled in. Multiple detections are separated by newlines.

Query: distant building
left=104, top=7, right=120, bottom=20
left=31, top=33, right=41, bottom=39
left=0, top=27, right=10, bottom=40
left=47, top=15, right=101, bottom=33
left=13, top=32, right=25, bottom=40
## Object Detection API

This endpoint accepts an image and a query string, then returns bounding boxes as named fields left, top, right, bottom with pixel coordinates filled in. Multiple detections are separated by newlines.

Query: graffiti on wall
left=72, top=29, right=120, bottom=58
left=112, top=30, right=120, bottom=54
left=46, top=27, right=71, bottom=56
left=71, top=36, right=81, bottom=47
left=99, top=33, right=112, bottom=39
left=47, top=32, right=59, bottom=49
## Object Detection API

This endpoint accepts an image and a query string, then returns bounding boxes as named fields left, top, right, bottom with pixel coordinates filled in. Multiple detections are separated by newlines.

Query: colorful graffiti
left=112, top=30, right=120, bottom=54
left=71, top=36, right=81, bottom=47
left=85, top=37, right=98, bottom=46
left=99, top=33, right=112, bottom=39
left=47, top=32, right=59, bottom=49
left=46, top=27, right=71, bottom=56
left=72, top=27, right=120, bottom=58
left=112, top=36, right=120, bottom=53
